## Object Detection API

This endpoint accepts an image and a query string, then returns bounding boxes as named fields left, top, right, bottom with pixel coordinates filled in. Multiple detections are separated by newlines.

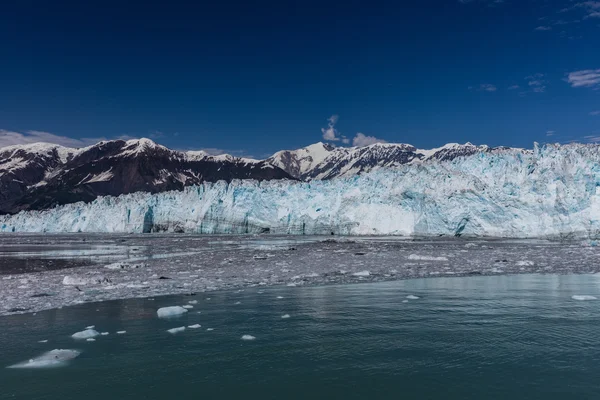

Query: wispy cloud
left=560, top=1, right=600, bottom=19
left=469, top=83, right=497, bottom=92
left=546, top=130, right=556, bottom=136
left=567, top=69, right=600, bottom=88
left=352, top=133, right=387, bottom=147
left=525, top=73, right=547, bottom=93
left=321, top=114, right=343, bottom=142
left=584, top=135, right=600, bottom=143
left=590, top=110, right=600, bottom=115
left=534, top=26, right=552, bottom=31
left=0, top=130, right=104, bottom=149
left=508, top=85, right=520, bottom=90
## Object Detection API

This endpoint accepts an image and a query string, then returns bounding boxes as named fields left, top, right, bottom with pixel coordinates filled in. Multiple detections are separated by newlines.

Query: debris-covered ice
left=157, top=306, right=188, bottom=319
left=71, top=329, right=100, bottom=340
left=2, top=234, right=600, bottom=317
left=7, top=349, right=81, bottom=369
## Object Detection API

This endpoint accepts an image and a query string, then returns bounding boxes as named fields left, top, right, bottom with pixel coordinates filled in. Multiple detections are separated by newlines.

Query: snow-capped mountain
left=267, top=142, right=494, bottom=180
left=0, top=137, right=514, bottom=214
left=0, top=138, right=291, bottom=214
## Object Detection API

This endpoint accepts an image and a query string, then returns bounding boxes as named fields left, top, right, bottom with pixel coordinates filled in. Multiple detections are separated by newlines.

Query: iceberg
left=7, top=349, right=81, bottom=369
left=157, top=306, right=188, bottom=319
left=5, top=144, right=600, bottom=238
left=71, top=329, right=100, bottom=340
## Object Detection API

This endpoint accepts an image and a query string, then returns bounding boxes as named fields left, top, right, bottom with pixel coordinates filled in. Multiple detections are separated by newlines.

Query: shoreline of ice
left=1, top=234, right=600, bottom=317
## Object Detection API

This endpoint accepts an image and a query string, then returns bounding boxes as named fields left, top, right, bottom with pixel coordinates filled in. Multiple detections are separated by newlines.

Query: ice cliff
left=3, top=143, right=600, bottom=238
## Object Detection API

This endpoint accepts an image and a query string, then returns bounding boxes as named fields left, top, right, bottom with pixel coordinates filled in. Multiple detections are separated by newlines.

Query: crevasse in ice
left=3, top=144, right=600, bottom=238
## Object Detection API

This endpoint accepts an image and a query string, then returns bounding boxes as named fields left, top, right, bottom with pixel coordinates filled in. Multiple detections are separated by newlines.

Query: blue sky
left=0, top=0, right=599, bottom=157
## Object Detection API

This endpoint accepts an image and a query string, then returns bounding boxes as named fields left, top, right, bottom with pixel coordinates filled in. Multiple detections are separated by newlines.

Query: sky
left=0, top=0, right=599, bottom=157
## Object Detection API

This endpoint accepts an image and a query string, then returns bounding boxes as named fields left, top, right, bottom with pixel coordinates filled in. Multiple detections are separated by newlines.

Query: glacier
left=3, top=143, right=600, bottom=238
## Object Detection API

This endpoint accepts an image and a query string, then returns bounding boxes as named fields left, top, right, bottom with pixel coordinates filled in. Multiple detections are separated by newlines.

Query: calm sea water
left=2, top=274, right=600, bottom=399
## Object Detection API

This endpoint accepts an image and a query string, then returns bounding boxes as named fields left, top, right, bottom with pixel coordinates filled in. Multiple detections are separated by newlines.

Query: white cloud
left=0, top=130, right=104, bottom=149
left=352, top=133, right=387, bottom=147
left=470, top=83, right=497, bottom=92
left=508, top=85, right=520, bottom=90
left=321, top=114, right=342, bottom=141
left=546, top=130, right=556, bottom=136
left=590, top=110, right=600, bottom=115
left=534, top=26, right=552, bottom=31
left=567, top=69, right=600, bottom=88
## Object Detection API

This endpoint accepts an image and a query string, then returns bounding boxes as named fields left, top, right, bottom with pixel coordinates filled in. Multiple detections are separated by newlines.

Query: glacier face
left=3, top=144, right=600, bottom=238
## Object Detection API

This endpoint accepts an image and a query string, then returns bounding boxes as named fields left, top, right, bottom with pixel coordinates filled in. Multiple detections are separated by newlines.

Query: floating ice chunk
left=63, top=275, right=111, bottom=286
left=85, top=325, right=95, bottom=330
left=188, top=324, right=201, bottom=329
left=406, top=295, right=420, bottom=300
left=167, top=326, right=186, bottom=334
left=206, top=328, right=214, bottom=331
left=408, top=254, right=448, bottom=261
left=516, top=260, right=534, bottom=266
left=281, top=314, right=290, bottom=319
left=352, top=271, right=371, bottom=277
left=7, top=349, right=81, bottom=369
left=116, top=331, right=126, bottom=334
left=182, top=305, right=194, bottom=309
left=464, top=243, right=478, bottom=248
left=402, top=300, right=409, bottom=303
left=71, top=329, right=100, bottom=340
left=276, top=296, right=284, bottom=299
left=188, top=300, right=198, bottom=304
left=572, top=295, right=597, bottom=301
left=104, top=262, right=147, bottom=270
left=241, top=335, right=256, bottom=341
left=86, top=338, right=96, bottom=342
left=157, top=306, right=189, bottom=318
left=234, top=301, right=241, bottom=305
left=38, top=340, right=48, bottom=343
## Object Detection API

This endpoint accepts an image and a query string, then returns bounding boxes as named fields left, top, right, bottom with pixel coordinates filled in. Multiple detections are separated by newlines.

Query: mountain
left=267, top=142, right=494, bottom=180
left=0, top=137, right=512, bottom=214
left=0, top=139, right=291, bottom=214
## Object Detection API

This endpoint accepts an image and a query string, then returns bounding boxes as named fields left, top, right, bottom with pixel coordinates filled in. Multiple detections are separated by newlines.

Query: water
left=2, top=274, right=600, bottom=399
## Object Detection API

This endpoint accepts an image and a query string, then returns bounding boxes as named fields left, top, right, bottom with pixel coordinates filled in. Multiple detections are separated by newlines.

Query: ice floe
left=182, top=305, right=194, bottom=309
left=167, top=326, right=186, bottom=334
left=157, top=306, right=188, bottom=318
left=352, top=271, right=371, bottom=277
left=71, top=329, right=100, bottom=340
left=408, top=254, right=448, bottom=261
left=572, top=295, right=597, bottom=301
left=241, top=335, right=256, bottom=341
left=281, top=314, right=290, bottom=319
left=188, top=324, right=201, bottom=329
left=116, top=330, right=126, bottom=334
left=7, top=349, right=81, bottom=369
left=406, top=295, right=420, bottom=300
